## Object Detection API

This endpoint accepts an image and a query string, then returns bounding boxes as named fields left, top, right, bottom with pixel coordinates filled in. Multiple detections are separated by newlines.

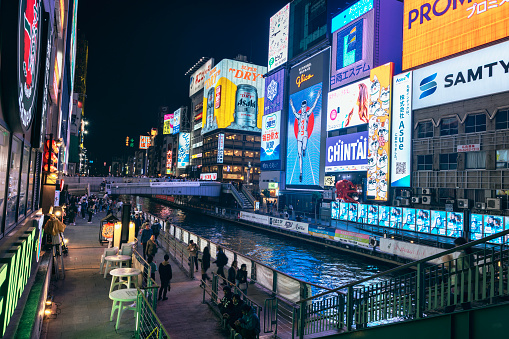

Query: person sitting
left=234, top=304, right=260, bottom=339
left=218, top=286, right=233, bottom=315
left=223, top=293, right=244, bottom=328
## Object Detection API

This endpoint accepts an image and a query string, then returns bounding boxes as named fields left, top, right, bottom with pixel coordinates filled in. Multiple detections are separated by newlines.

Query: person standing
left=228, top=260, right=238, bottom=286
left=158, top=254, right=172, bottom=301
left=151, top=220, right=161, bottom=241
left=81, top=199, right=87, bottom=219
left=68, top=202, right=77, bottom=225
left=140, top=223, right=153, bottom=259
left=236, top=264, right=248, bottom=296
left=146, top=235, right=158, bottom=258
left=87, top=199, right=94, bottom=223
left=214, top=247, right=228, bottom=285
left=201, top=246, right=211, bottom=284
left=134, top=214, right=142, bottom=236
left=147, top=255, right=157, bottom=282
left=187, top=240, right=199, bottom=272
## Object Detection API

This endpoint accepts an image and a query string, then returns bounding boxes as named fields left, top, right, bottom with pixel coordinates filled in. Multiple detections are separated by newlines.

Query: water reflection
left=137, top=197, right=394, bottom=291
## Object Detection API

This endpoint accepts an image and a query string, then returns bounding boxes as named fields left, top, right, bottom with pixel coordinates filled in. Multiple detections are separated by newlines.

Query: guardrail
left=291, top=229, right=509, bottom=337
left=136, top=287, right=170, bottom=339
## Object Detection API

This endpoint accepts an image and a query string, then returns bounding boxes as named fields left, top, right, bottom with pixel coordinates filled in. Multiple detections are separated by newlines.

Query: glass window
left=6, top=137, right=21, bottom=227
left=417, top=121, right=434, bottom=138
left=465, top=114, right=486, bottom=133
left=496, top=109, right=509, bottom=130
left=440, top=117, right=458, bottom=136
left=246, top=136, right=255, bottom=142
left=0, top=127, right=10, bottom=231
left=417, top=155, right=433, bottom=171
left=465, top=151, right=486, bottom=169
left=18, top=145, right=29, bottom=219
left=496, top=149, right=509, bottom=168
left=27, top=149, right=36, bottom=213
left=439, top=153, right=458, bottom=170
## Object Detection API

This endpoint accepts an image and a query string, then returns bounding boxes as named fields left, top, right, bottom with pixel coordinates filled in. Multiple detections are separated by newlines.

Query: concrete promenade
left=41, top=210, right=228, bottom=339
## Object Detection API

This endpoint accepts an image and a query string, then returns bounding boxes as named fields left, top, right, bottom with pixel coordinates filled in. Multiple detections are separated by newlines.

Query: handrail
left=241, top=185, right=256, bottom=206
left=224, top=183, right=248, bottom=209
left=136, top=287, right=171, bottom=338
left=299, top=228, right=509, bottom=303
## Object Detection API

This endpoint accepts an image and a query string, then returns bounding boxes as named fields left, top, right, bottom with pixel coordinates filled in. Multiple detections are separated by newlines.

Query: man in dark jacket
left=214, top=247, right=228, bottom=285
left=140, top=223, right=153, bottom=259
left=158, top=254, right=172, bottom=300
left=219, top=286, right=233, bottom=314
left=151, top=221, right=161, bottom=241
left=146, top=235, right=157, bottom=258
left=228, top=260, right=238, bottom=286
left=224, top=293, right=244, bottom=328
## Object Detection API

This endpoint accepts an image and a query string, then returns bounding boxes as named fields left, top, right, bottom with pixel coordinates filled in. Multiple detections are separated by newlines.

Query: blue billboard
left=177, top=133, right=190, bottom=168
left=264, top=69, right=285, bottom=115
left=261, top=111, right=282, bottom=171
left=325, top=131, right=368, bottom=172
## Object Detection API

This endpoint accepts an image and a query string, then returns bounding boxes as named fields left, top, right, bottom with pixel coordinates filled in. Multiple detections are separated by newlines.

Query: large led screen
left=470, top=214, right=483, bottom=241
left=331, top=201, right=340, bottom=219
left=391, top=72, right=412, bottom=187
left=378, top=206, right=390, bottom=227
left=330, top=9, right=374, bottom=90
left=340, top=202, right=349, bottom=221
left=177, top=133, right=190, bottom=168
left=402, top=208, right=416, bottom=231
left=416, top=209, right=430, bottom=233
left=330, top=0, right=374, bottom=33
left=358, top=204, right=368, bottom=223
left=403, top=0, right=509, bottom=70
left=367, top=63, right=393, bottom=201
left=390, top=207, right=402, bottom=228
left=430, top=210, right=446, bottom=235
left=327, top=78, right=370, bottom=131
left=325, top=131, right=368, bottom=172
left=268, top=3, right=290, bottom=72
left=261, top=111, right=282, bottom=171
left=446, top=212, right=463, bottom=238
left=348, top=203, right=358, bottom=222
left=202, top=59, right=266, bottom=135
left=367, top=205, right=378, bottom=225
left=484, top=214, right=504, bottom=244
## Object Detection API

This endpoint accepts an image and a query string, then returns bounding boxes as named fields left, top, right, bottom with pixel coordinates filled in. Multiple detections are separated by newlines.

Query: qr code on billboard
left=396, top=162, right=406, bottom=175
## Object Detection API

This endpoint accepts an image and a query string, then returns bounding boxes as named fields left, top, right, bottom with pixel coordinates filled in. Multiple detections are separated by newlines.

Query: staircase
left=221, top=183, right=253, bottom=209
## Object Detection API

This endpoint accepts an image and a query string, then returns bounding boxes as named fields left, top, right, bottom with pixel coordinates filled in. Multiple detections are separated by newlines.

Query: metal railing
left=241, top=185, right=256, bottom=206
left=291, top=229, right=509, bottom=338
left=136, top=287, right=170, bottom=339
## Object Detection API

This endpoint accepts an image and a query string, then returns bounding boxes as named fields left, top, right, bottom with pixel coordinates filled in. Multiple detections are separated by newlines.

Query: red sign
left=166, top=150, right=172, bottom=170
left=195, top=112, right=203, bottom=121
left=215, top=85, right=221, bottom=109
left=200, top=173, right=218, bottom=181
left=457, top=144, right=480, bottom=153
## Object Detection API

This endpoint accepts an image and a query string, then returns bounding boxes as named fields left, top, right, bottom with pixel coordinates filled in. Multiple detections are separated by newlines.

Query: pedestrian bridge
left=110, top=181, right=222, bottom=197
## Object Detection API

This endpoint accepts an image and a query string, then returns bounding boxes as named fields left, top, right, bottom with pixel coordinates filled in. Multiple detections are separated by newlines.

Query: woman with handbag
left=236, top=264, right=248, bottom=297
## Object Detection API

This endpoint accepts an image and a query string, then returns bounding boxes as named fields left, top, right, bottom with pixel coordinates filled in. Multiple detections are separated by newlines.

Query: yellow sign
left=403, top=0, right=509, bottom=70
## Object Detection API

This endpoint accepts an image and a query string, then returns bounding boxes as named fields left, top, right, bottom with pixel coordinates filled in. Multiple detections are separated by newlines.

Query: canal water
left=135, top=197, right=395, bottom=291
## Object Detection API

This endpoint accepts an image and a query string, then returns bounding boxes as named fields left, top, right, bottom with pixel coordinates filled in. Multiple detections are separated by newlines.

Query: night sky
left=77, top=0, right=292, bottom=166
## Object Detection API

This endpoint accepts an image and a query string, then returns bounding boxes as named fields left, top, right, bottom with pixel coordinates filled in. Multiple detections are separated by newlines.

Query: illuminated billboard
left=412, top=41, right=509, bottom=110
left=189, top=59, right=214, bottom=97
left=331, top=0, right=374, bottom=33
left=330, top=10, right=374, bottom=90
left=325, top=131, right=368, bottom=172
left=173, top=108, right=181, bottom=134
left=391, top=72, right=412, bottom=187
left=288, top=0, right=327, bottom=60
left=163, top=113, right=173, bottom=135
left=217, top=133, right=224, bottom=164
left=403, top=0, right=509, bottom=70
left=268, top=3, right=290, bottom=72
left=177, top=133, right=190, bottom=168
left=139, top=136, right=150, bottom=150
left=367, top=63, right=393, bottom=201
left=327, top=78, right=370, bottom=131
left=264, top=69, right=285, bottom=115
left=202, top=59, right=266, bottom=135
left=261, top=111, right=282, bottom=171
left=166, top=150, right=172, bottom=172
left=286, top=50, right=329, bottom=187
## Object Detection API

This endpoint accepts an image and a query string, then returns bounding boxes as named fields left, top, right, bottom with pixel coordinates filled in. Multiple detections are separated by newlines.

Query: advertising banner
left=391, top=72, right=412, bottom=187
left=326, top=131, right=369, bottom=172
left=163, top=113, right=173, bottom=135
left=239, top=212, right=270, bottom=225
left=412, top=41, right=509, bottom=110
left=430, top=210, right=446, bottom=235
left=379, top=238, right=445, bottom=264
left=335, top=229, right=370, bottom=247
left=331, top=201, right=340, bottom=219
left=446, top=212, right=463, bottom=238
left=261, top=111, right=282, bottom=171
left=166, top=149, right=172, bottom=172
left=330, top=10, right=374, bottom=90
left=483, top=214, right=504, bottom=244
left=217, top=133, right=224, bottom=164
left=264, top=69, right=285, bottom=115
left=189, top=59, right=214, bottom=97
left=308, top=226, right=336, bottom=240
left=378, top=206, right=390, bottom=226
left=268, top=3, right=290, bottom=72
left=177, top=133, right=190, bottom=168
left=200, top=173, right=217, bottom=181
left=331, top=0, right=374, bottom=33
left=402, top=208, right=416, bottom=231
left=367, top=63, right=393, bottom=200
left=367, top=204, right=378, bottom=224
left=327, top=79, right=371, bottom=131
left=139, top=136, right=150, bottom=149
left=457, top=144, right=480, bottom=152
left=339, top=202, right=349, bottom=220
left=173, top=108, right=181, bottom=134
left=390, top=207, right=402, bottom=228
left=416, top=209, right=430, bottom=233
left=288, top=0, right=327, bottom=60
left=202, top=59, right=266, bottom=134
left=270, top=217, right=309, bottom=234
left=358, top=204, right=368, bottom=223
left=403, top=0, right=509, bottom=70
left=470, top=214, right=483, bottom=241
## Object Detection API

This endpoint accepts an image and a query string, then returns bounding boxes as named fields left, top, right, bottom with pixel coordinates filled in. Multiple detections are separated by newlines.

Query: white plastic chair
left=120, top=243, right=133, bottom=257
left=100, top=247, right=118, bottom=274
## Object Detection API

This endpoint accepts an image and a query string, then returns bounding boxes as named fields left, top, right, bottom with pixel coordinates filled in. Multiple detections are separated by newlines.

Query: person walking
left=236, top=263, right=248, bottom=296
left=187, top=240, right=199, bottom=272
left=201, top=246, right=211, bottom=284
left=87, top=200, right=94, bottom=223
left=214, top=247, right=228, bottom=285
left=158, top=254, right=172, bottom=301
left=228, top=260, right=238, bottom=286
left=146, top=235, right=158, bottom=258
left=134, top=214, right=142, bottom=235
left=140, top=223, right=153, bottom=259
left=68, top=202, right=77, bottom=225
left=151, top=220, right=161, bottom=241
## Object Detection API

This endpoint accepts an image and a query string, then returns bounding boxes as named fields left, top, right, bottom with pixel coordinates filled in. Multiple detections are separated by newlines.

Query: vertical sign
left=166, top=149, right=172, bottom=174
left=173, top=109, right=181, bottom=134
left=268, top=3, right=290, bottom=72
left=391, top=72, right=412, bottom=187
left=264, top=69, right=285, bottom=115
left=163, top=114, right=173, bottom=134
left=261, top=111, right=281, bottom=170
left=217, top=133, right=225, bottom=164
left=177, top=133, right=190, bottom=168
left=367, top=63, right=393, bottom=201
